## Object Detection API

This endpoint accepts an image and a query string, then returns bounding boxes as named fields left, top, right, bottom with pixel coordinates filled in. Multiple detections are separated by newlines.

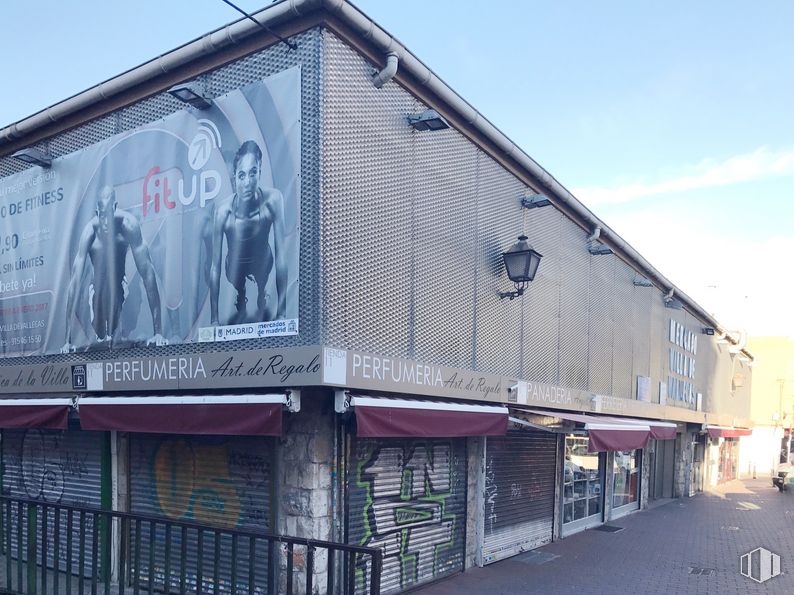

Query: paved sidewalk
left=415, top=478, right=794, bottom=594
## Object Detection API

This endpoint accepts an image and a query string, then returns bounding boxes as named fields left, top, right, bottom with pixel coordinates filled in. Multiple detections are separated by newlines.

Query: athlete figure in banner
left=61, top=186, right=167, bottom=352
left=209, top=140, right=287, bottom=326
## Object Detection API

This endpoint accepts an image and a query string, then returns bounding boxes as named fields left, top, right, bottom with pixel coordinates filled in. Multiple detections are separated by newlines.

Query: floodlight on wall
left=521, top=193, right=552, bottom=209
left=407, top=109, right=450, bottom=131
left=588, top=243, right=613, bottom=255
left=167, top=82, right=213, bottom=109
left=498, top=235, right=543, bottom=300
left=702, top=327, right=715, bottom=335
left=12, top=147, right=52, bottom=168
left=633, top=276, right=653, bottom=287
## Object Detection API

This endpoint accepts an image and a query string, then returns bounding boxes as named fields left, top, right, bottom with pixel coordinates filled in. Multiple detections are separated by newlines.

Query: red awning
left=78, top=394, right=287, bottom=436
left=0, top=398, right=71, bottom=430
left=523, top=409, right=652, bottom=452
left=349, top=396, right=508, bottom=438
left=706, top=425, right=752, bottom=439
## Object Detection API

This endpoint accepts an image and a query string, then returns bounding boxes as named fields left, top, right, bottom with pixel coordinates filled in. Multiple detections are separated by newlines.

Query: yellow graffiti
left=154, top=441, right=241, bottom=528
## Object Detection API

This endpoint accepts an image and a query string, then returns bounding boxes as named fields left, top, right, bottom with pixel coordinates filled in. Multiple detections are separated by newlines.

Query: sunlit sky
left=1, top=0, right=792, bottom=339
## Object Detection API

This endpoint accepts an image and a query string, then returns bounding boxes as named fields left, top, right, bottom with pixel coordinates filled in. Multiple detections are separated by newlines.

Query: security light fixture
left=407, top=109, right=450, bottom=131
left=702, top=327, right=716, bottom=335
left=664, top=297, right=684, bottom=310
left=498, top=235, right=543, bottom=300
left=633, top=276, right=653, bottom=287
left=167, top=82, right=213, bottom=109
left=521, top=193, right=552, bottom=209
left=588, top=243, right=613, bottom=255
left=12, top=147, right=52, bottom=168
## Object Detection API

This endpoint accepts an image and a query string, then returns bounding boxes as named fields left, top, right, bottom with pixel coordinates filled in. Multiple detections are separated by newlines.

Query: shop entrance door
left=561, top=435, right=605, bottom=537
left=650, top=439, right=675, bottom=501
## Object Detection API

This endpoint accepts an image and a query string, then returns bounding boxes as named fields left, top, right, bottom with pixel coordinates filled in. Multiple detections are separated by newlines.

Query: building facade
left=0, top=1, right=753, bottom=593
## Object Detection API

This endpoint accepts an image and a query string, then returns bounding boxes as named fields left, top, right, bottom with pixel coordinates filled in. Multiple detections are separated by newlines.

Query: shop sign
left=322, top=348, right=508, bottom=402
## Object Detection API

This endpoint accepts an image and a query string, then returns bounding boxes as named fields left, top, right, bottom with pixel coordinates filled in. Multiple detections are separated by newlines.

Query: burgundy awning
left=523, top=409, right=652, bottom=452
left=0, top=399, right=71, bottom=430
left=349, top=396, right=508, bottom=438
left=78, top=395, right=287, bottom=436
left=706, top=425, right=752, bottom=439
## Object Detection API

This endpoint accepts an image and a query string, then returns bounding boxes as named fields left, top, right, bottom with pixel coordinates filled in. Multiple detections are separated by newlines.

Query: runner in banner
left=209, top=140, right=287, bottom=326
left=61, top=186, right=167, bottom=352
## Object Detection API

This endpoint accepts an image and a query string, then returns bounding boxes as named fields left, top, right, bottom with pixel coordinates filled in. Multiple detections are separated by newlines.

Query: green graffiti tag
left=355, top=441, right=459, bottom=592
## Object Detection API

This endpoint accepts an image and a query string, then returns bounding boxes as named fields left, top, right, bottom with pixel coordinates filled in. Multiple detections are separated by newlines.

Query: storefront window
left=563, top=436, right=603, bottom=524
left=612, top=449, right=640, bottom=508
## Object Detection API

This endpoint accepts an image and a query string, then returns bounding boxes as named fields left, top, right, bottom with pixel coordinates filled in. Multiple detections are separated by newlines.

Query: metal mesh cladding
left=631, top=275, right=653, bottom=382
left=558, top=219, right=590, bottom=390
left=0, top=28, right=322, bottom=367
left=320, top=32, right=417, bottom=358
left=588, top=253, right=615, bottom=395
left=612, top=260, right=635, bottom=399
left=522, top=206, right=562, bottom=384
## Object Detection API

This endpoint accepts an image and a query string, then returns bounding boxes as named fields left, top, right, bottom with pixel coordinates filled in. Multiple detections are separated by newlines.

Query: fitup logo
left=142, top=119, right=223, bottom=216
left=740, top=547, right=781, bottom=583
left=188, top=119, right=222, bottom=171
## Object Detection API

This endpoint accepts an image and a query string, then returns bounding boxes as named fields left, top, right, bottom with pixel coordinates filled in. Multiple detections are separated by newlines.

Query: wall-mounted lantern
left=498, top=235, right=542, bottom=300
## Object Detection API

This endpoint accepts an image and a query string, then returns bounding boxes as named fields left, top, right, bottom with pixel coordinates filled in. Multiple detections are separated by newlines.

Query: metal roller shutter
left=348, top=437, right=467, bottom=594
left=129, top=434, right=274, bottom=593
left=2, top=428, right=105, bottom=575
left=482, top=429, right=557, bottom=564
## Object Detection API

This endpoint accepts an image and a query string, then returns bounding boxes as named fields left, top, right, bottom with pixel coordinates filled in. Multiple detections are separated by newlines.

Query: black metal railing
left=0, top=496, right=382, bottom=595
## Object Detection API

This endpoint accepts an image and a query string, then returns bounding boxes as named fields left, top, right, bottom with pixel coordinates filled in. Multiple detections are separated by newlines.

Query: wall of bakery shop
left=0, top=27, right=323, bottom=367
left=318, top=30, right=741, bottom=413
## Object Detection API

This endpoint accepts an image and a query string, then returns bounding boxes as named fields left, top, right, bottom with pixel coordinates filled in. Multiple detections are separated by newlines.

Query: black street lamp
left=498, top=235, right=543, bottom=300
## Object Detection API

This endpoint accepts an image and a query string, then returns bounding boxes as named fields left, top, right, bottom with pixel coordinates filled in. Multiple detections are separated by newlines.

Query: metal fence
left=0, top=496, right=381, bottom=595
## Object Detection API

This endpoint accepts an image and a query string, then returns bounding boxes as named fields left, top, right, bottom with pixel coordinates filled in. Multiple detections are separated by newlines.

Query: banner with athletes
left=0, top=67, right=301, bottom=357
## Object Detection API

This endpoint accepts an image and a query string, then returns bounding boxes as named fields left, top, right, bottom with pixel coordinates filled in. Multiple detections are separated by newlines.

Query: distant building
left=739, top=336, right=794, bottom=478
left=0, top=1, right=754, bottom=593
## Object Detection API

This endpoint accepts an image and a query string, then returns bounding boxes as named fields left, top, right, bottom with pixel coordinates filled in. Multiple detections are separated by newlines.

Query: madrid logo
left=740, top=547, right=781, bottom=583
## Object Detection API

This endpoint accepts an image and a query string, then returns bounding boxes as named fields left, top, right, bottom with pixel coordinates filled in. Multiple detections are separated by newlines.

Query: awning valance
left=600, top=415, right=678, bottom=440
left=0, top=398, right=71, bottom=430
left=706, top=425, right=752, bottom=439
left=348, top=396, right=508, bottom=438
left=522, top=408, right=652, bottom=452
left=78, top=394, right=288, bottom=436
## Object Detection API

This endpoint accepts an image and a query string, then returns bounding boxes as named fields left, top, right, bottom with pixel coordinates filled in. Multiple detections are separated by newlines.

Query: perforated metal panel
left=2, top=429, right=105, bottom=574
left=523, top=207, right=562, bottom=384
left=612, top=261, right=635, bottom=399
left=412, top=128, right=478, bottom=367
left=482, top=430, right=557, bottom=564
left=631, top=279, right=653, bottom=384
left=588, top=252, right=614, bottom=395
left=129, top=434, right=274, bottom=593
left=558, top=219, right=590, bottom=390
left=0, top=28, right=322, bottom=368
left=348, top=438, right=467, bottom=594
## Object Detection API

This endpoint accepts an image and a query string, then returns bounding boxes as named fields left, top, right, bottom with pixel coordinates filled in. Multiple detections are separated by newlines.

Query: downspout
left=586, top=226, right=601, bottom=244
left=372, top=51, right=398, bottom=88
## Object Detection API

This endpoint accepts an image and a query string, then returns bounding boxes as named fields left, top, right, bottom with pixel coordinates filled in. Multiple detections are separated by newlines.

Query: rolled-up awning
left=706, top=425, right=752, bottom=439
left=0, top=398, right=72, bottom=430
left=522, top=409, right=652, bottom=452
left=600, top=415, right=678, bottom=440
left=348, top=395, right=508, bottom=438
left=78, top=394, right=288, bottom=436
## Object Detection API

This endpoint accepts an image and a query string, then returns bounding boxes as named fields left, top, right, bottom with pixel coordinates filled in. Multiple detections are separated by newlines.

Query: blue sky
left=1, top=0, right=792, bottom=336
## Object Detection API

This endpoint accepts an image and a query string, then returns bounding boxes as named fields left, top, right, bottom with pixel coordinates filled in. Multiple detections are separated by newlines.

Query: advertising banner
left=0, top=67, right=301, bottom=356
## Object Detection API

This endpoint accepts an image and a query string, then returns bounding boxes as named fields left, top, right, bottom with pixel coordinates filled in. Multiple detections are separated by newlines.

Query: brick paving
left=415, top=478, right=794, bottom=594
